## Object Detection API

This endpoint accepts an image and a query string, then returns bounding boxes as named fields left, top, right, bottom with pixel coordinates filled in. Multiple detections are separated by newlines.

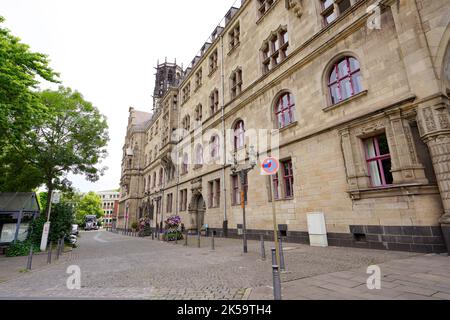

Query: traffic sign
left=261, top=157, right=280, bottom=175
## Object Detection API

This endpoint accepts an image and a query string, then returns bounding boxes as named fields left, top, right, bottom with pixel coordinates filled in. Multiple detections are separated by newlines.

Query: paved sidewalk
left=249, top=253, right=450, bottom=300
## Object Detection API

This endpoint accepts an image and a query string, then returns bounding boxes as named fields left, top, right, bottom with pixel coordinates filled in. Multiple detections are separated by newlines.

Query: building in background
left=97, top=190, right=120, bottom=228
left=119, top=0, right=450, bottom=254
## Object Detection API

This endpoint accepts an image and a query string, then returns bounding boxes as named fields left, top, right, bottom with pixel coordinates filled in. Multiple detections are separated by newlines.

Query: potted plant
left=131, top=221, right=139, bottom=232
left=163, top=215, right=183, bottom=241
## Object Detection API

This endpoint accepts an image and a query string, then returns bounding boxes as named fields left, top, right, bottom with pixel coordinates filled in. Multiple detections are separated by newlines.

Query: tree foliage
left=8, top=87, right=109, bottom=217
left=0, top=15, right=59, bottom=148
left=75, top=192, right=103, bottom=225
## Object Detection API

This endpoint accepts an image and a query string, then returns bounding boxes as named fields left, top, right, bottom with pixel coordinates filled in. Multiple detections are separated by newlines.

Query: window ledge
left=256, top=0, right=280, bottom=25
left=227, top=42, right=241, bottom=56
left=349, top=183, right=440, bottom=200
left=278, top=121, right=298, bottom=133
left=322, top=90, right=368, bottom=112
left=208, top=68, right=218, bottom=78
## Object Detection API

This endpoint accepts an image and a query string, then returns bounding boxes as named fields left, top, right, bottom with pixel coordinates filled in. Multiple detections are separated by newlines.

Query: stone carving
left=437, top=108, right=450, bottom=129
left=404, top=126, right=418, bottom=165
left=423, top=107, right=437, bottom=132
left=286, top=0, right=303, bottom=18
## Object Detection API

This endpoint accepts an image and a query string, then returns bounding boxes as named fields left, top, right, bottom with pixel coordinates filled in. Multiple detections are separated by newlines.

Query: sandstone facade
left=118, top=0, right=450, bottom=253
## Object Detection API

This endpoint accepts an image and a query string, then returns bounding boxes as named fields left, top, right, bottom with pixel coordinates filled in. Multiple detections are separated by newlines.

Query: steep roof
left=0, top=192, right=40, bottom=213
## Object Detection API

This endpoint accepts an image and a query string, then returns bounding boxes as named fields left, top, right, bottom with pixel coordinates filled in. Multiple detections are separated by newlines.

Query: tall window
left=230, top=69, right=243, bottom=98
left=320, top=0, right=353, bottom=26
left=262, top=28, right=289, bottom=74
left=182, top=82, right=191, bottom=104
left=179, top=189, right=188, bottom=211
left=258, top=0, right=275, bottom=18
left=208, top=181, right=214, bottom=208
left=166, top=194, right=173, bottom=213
left=328, top=56, right=362, bottom=104
left=153, top=172, right=156, bottom=187
left=159, top=168, right=164, bottom=186
left=272, top=159, right=294, bottom=199
left=195, top=68, right=202, bottom=89
left=215, top=179, right=221, bottom=207
left=195, top=104, right=203, bottom=122
left=182, top=153, right=189, bottom=175
left=275, top=92, right=296, bottom=128
left=232, top=175, right=248, bottom=205
left=209, top=49, right=218, bottom=75
left=210, top=135, right=220, bottom=159
left=364, top=134, right=393, bottom=187
left=182, top=115, right=191, bottom=132
left=234, top=120, right=245, bottom=150
left=195, top=144, right=203, bottom=168
left=229, top=23, right=240, bottom=50
left=210, top=89, right=219, bottom=115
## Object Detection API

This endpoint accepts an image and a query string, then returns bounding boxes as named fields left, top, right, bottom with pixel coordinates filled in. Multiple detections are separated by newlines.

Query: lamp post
left=231, top=146, right=257, bottom=254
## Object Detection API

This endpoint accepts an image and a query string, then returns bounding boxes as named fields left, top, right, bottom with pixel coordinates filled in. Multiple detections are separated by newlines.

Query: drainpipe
left=220, top=33, right=228, bottom=237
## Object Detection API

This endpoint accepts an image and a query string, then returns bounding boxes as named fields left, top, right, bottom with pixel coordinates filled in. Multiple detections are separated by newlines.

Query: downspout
left=220, top=33, right=228, bottom=237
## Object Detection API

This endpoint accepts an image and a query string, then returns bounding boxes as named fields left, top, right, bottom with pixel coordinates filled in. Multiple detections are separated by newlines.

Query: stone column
left=417, top=96, right=450, bottom=253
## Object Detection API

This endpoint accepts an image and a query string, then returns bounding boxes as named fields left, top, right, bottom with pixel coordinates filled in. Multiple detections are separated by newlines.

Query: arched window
left=328, top=56, right=362, bottom=105
left=210, top=135, right=220, bottom=159
left=195, top=144, right=203, bottom=167
left=234, top=120, right=245, bottom=150
left=275, top=92, right=296, bottom=128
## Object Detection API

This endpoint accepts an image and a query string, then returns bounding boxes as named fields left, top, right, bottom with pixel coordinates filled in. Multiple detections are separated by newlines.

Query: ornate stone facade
left=119, top=0, right=450, bottom=253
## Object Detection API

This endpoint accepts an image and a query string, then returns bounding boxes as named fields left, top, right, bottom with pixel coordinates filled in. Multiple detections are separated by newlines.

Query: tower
left=153, top=59, right=183, bottom=112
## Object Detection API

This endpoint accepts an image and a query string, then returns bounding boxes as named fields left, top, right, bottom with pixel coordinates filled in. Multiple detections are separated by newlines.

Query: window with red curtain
left=328, top=57, right=362, bottom=105
left=282, top=160, right=294, bottom=198
left=275, top=93, right=295, bottom=128
left=234, top=120, right=245, bottom=150
left=364, top=134, right=393, bottom=188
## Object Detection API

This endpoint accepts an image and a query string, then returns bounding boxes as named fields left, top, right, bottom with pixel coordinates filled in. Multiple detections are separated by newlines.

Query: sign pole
left=261, top=157, right=281, bottom=269
left=40, top=191, right=53, bottom=252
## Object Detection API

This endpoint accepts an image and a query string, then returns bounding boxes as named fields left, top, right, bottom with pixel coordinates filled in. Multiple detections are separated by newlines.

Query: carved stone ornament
left=286, top=0, right=303, bottom=18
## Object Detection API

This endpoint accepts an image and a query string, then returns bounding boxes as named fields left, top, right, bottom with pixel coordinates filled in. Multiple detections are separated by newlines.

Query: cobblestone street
left=0, top=231, right=448, bottom=300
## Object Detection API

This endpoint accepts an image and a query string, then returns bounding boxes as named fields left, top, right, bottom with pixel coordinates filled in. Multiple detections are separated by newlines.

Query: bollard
left=211, top=232, right=215, bottom=250
left=175, top=232, right=178, bottom=245
left=278, top=236, right=286, bottom=272
left=184, top=231, right=188, bottom=247
left=151, top=230, right=155, bottom=240
left=260, top=235, right=266, bottom=261
left=271, top=249, right=282, bottom=300
left=26, top=245, right=34, bottom=271
left=47, top=241, right=52, bottom=264
left=56, top=239, right=61, bottom=260
left=197, top=231, right=201, bottom=248
left=58, top=238, right=64, bottom=257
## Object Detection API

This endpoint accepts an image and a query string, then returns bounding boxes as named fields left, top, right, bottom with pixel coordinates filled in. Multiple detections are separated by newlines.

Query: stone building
left=118, top=0, right=450, bottom=253
left=97, top=190, right=120, bottom=228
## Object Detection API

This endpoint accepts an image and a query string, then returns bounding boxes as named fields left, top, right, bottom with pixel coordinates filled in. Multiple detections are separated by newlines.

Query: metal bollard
left=278, top=236, right=286, bottom=272
left=56, top=239, right=61, bottom=260
left=47, top=241, right=52, bottom=264
left=211, top=232, right=215, bottom=250
left=26, top=245, right=33, bottom=271
left=184, top=231, right=188, bottom=247
left=151, top=230, right=155, bottom=240
left=59, top=238, right=64, bottom=257
left=197, top=231, right=201, bottom=248
left=260, top=235, right=266, bottom=261
left=271, top=249, right=282, bottom=300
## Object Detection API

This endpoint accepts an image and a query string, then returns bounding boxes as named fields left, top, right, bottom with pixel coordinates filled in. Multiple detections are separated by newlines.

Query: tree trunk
left=45, top=183, right=53, bottom=221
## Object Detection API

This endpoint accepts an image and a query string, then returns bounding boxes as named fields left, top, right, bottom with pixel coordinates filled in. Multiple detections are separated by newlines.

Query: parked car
left=71, top=224, right=79, bottom=236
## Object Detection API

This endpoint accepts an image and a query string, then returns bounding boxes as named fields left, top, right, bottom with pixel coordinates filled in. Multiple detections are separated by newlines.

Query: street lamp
left=231, top=146, right=257, bottom=254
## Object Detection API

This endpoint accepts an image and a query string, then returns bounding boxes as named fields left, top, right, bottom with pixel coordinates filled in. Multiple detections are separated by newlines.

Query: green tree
left=10, top=87, right=109, bottom=218
left=0, top=16, right=59, bottom=192
left=76, top=192, right=103, bottom=225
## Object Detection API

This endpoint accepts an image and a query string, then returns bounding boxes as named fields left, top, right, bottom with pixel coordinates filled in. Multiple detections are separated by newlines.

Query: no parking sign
left=261, top=157, right=280, bottom=176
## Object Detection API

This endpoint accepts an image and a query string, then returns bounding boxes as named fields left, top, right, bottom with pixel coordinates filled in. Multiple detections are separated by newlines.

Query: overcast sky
left=1, top=0, right=237, bottom=193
